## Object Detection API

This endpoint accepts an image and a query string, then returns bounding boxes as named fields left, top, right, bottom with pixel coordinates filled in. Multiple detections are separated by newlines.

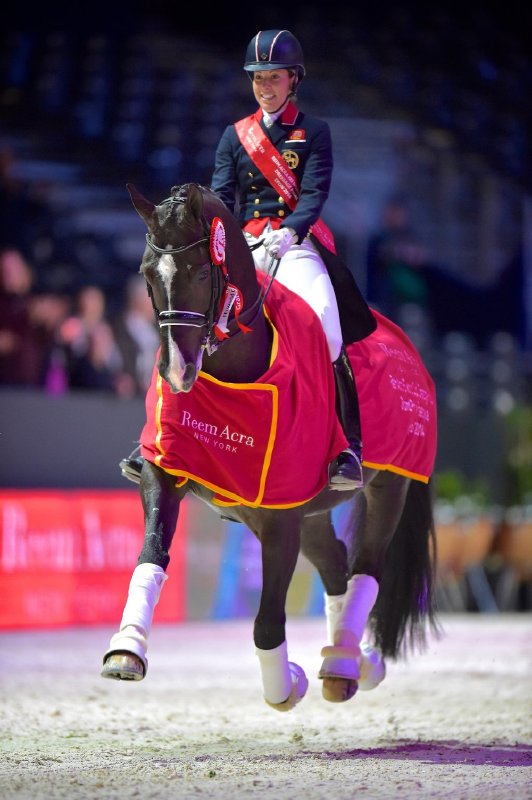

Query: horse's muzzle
left=160, top=361, right=198, bottom=393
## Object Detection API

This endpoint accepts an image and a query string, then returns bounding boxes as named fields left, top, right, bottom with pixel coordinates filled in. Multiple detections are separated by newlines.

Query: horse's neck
left=203, top=307, right=272, bottom=384
left=206, top=238, right=272, bottom=382
left=200, top=200, right=272, bottom=383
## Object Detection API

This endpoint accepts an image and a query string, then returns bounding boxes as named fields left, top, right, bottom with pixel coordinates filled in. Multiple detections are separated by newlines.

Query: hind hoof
left=359, top=644, right=386, bottom=690
left=101, top=652, right=145, bottom=681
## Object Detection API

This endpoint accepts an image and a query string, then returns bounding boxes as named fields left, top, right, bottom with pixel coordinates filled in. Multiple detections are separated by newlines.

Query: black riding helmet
left=243, top=29, right=306, bottom=85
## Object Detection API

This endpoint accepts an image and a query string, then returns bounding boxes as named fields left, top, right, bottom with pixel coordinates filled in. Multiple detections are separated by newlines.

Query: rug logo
left=179, top=410, right=255, bottom=448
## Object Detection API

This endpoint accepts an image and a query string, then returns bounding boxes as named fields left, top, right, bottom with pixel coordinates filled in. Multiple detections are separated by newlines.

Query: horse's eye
left=198, top=267, right=210, bottom=282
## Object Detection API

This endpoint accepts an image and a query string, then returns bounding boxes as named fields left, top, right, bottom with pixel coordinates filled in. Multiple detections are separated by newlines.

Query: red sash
left=234, top=110, right=337, bottom=254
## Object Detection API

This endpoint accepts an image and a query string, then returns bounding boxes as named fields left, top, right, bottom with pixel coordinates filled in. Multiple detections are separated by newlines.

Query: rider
left=210, top=28, right=375, bottom=490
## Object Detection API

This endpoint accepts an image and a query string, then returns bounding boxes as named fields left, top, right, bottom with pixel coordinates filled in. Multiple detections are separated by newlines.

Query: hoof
left=359, top=643, right=386, bottom=691
left=101, top=652, right=145, bottom=681
left=322, top=676, right=359, bottom=703
left=265, top=662, right=308, bottom=712
left=318, top=643, right=361, bottom=703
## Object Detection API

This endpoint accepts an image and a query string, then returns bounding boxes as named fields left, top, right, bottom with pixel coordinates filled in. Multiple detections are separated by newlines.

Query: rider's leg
left=330, top=343, right=364, bottom=489
left=256, top=237, right=363, bottom=490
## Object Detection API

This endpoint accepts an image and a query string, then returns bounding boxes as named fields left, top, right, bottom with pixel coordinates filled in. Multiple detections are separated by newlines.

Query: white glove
left=262, top=227, right=298, bottom=259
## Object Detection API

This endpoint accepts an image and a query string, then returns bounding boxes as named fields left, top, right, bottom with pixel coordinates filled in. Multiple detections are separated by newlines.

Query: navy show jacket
left=211, top=105, right=333, bottom=243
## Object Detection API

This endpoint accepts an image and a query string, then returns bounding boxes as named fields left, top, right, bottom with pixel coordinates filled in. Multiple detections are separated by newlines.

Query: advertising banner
left=0, top=490, right=186, bottom=629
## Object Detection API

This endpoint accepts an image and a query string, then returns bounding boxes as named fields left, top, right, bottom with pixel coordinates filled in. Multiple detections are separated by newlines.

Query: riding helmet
left=243, top=29, right=306, bottom=83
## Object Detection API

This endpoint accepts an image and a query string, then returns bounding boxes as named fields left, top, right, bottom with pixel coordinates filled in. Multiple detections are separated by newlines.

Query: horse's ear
left=185, top=183, right=205, bottom=222
left=127, top=183, right=156, bottom=226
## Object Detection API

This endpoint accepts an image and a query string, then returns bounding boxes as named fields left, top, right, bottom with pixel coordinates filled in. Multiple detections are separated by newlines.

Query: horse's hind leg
left=301, top=510, right=360, bottom=702
left=346, top=470, right=410, bottom=581
left=101, top=462, right=182, bottom=681
left=320, top=472, right=412, bottom=695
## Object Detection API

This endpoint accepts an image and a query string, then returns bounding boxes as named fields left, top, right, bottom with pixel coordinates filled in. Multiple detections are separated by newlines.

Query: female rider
left=211, top=28, right=376, bottom=490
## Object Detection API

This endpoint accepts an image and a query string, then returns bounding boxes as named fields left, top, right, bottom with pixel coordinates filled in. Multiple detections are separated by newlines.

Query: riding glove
left=262, top=227, right=298, bottom=259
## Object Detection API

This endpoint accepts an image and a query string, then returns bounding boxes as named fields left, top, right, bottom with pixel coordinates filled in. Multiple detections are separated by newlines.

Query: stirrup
left=119, top=444, right=144, bottom=485
left=329, top=448, right=364, bottom=491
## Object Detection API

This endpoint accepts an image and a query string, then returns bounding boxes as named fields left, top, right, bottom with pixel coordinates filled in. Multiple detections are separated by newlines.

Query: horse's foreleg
left=101, top=461, right=183, bottom=681
left=248, top=510, right=308, bottom=710
left=101, top=562, right=167, bottom=680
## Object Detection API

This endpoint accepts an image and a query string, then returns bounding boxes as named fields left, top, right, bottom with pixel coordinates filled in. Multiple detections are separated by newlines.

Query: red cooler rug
left=141, top=276, right=346, bottom=508
left=347, top=309, right=437, bottom=482
left=141, top=277, right=437, bottom=508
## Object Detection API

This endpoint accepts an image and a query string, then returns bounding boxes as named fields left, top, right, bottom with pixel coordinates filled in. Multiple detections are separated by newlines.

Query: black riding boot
left=119, top=444, right=144, bottom=485
left=329, top=344, right=364, bottom=490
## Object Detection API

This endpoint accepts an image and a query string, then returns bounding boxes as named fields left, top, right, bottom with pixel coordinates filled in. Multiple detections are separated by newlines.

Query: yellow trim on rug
left=362, top=460, right=430, bottom=484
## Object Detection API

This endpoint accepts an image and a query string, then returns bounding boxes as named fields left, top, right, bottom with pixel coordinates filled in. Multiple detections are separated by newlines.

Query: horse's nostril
left=182, top=363, right=197, bottom=388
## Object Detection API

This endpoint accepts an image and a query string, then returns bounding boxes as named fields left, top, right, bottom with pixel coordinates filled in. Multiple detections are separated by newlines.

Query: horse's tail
left=370, top=478, right=440, bottom=660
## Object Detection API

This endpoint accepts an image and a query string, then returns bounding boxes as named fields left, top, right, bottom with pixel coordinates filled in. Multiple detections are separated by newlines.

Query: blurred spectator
left=59, top=284, right=130, bottom=394
left=364, top=194, right=515, bottom=347
left=0, top=146, right=54, bottom=264
left=366, top=194, right=430, bottom=321
left=112, top=274, right=159, bottom=395
left=0, top=247, right=67, bottom=387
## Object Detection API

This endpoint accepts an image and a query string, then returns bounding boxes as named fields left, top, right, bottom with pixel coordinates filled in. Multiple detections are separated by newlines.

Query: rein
left=145, top=190, right=278, bottom=354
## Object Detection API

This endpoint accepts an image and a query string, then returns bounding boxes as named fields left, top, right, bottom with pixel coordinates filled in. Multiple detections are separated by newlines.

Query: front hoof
left=265, top=662, right=308, bottom=712
left=101, top=652, right=145, bottom=681
left=322, top=676, right=359, bottom=703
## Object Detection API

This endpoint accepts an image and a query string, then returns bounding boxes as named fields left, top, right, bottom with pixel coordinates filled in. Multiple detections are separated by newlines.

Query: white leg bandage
left=107, top=563, right=168, bottom=666
left=255, top=641, right=292, bottom=705
left=335, top=574, right=379, bottom=646
left=320, top=574, right=380, bottom=682
left=324, top=592, right=345, bottom=644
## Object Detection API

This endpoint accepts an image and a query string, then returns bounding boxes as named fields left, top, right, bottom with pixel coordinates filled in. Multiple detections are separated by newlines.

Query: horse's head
left=128, top=182, right=250, bottom=393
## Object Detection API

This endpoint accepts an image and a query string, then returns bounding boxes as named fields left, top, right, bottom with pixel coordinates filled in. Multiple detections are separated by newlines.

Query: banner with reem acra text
left=0, top=490, right=186, bottom=629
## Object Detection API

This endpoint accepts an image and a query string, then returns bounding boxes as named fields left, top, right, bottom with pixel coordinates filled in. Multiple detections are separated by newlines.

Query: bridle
left=145, top=229, right=218, bottom=333
left=144, top=188, right=278, bottom=354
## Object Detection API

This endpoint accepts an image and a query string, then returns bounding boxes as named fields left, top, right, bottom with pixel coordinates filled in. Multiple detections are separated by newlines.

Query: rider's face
left=252, top=69, right=293, bottom=113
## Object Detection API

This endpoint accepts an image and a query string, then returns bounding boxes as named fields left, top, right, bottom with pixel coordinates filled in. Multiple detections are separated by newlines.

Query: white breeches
left=246, top=228, right=342, bottom=361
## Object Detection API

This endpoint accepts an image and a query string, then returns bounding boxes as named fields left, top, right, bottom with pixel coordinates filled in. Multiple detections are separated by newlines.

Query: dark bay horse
left=101, top=182, right=439, bottom=710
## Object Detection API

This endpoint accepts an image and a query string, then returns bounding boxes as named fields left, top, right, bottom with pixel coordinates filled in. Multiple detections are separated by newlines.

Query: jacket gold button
left=278, top=210, right=285, bottom=217
left=253, top=210, right=260, bottom=218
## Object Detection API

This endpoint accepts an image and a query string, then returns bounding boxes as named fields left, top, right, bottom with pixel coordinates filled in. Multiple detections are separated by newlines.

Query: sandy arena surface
left=0, top=613, right=531, bottom=800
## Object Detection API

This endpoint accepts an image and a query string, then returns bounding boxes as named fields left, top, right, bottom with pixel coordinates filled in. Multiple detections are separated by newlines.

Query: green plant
left=503, top=405, right=532, bottom=506
left=435, top=468, right=490, bottom=509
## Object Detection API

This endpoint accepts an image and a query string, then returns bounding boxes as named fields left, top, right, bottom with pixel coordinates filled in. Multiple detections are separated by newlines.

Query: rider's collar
left=261, top=100, right=299, bottom=128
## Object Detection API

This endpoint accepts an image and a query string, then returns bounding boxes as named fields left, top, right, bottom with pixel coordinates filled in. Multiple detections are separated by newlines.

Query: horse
left=101, top=182, right=439, bottom=710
